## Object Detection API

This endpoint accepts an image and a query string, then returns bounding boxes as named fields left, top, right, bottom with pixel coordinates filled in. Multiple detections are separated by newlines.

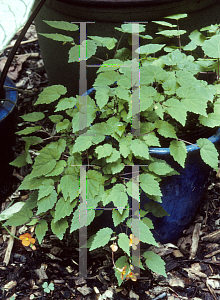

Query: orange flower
left=129, top=234, right=139, bottom=250
left=19, top=233, right=35, bottom=247
left=120, top=265, right=127, bottom=280
left=110, top=243, right=118, bottom=252
left=125, top=271, right=138, bottom=281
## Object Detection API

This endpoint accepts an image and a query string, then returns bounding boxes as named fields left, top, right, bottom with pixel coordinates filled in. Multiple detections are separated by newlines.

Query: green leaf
left=60, top=175, right=79, bottom=201
left=24, top=192, right=38, bottom=210
left=54, top=197, right=77, bottom=222
left=106, top=148, right=120, bottom=163
left=70, top=206, right=95, bottom=232
left=199, top=113, right=220, bottom=128
left=118, top=233, right=130, bottom=256
left=37, top=190, right=57, bottom=215
left=183, top=40, right=197, bottom=51
left=142, top=217, right=154, bottom=229
left=169, top=140, right=187, bottom=168
left=38, top=179, right=54, bottom=201
left=0, top=202, right=24, bottom=222
left=140, top=174, right=162, bottom=196
left=143, top=133, right=160, bottom=147
left=20, top=112, right=45, bottom=122
left=116, top=23, right=146, bottom=34
left=153, top=21, right=177, bottom=28
left=40, top=33, right=73, bottom=42
left=90, top=227, right=113, bottom=251
left=72, top=135, right=93, bottom=153
left=68, top=40, right=97, bottom=62
left=115, top=86, right=131, bottom=101
left=95, top=144, right=113, bottom=159
left=97, top=59, right=124, bottom=73
left=197, top=138, right=219, bottom=170
left=88, top=36, right=117, bottom=50
left=95, top=86, right=110, bottom=109
left=51, top=218, right=68, bottom=240
left=107, top=184, right=128, bottom=214
left=164, top=98, right=187, bottom=126
left=19, top=175, right=45, bottom=190
left=155, top=120, right=177, bottom=139
left=161, top=49, right=186, bottom=66
left=131, top=219, right=158, bottom=246
left=93, top=70, right=120, bottom=86
left=29, top=150, right=56, bottom=178
left=144, top=202, right=169, bottom=217
left=189, top=29, right=206, bottom=46
left=44, top=20, right=78, bottom=31
left=115, top=256, right=130, bottom=286
left=45, top=160, right=66, bottom=177
left=35, top=85, right=67, bottom=105
left=16, top=126, right=41, bottom=135
left=130, top=139, right=149, bottom=159
left=157, top=29, right=186, bottom=37
left=35, top=219, right=48, bottom=244
left=49, top=115, right=64, bottom=123
left=4, top=208, right=33, bottom=226
left=140, top=65, right=166, bottom=85
left=140, top=86, right=157, bottom=111
left=165, top=13, right=188, bottom=20
left=149, top=162, right=174, bottom=176
left=126, top=180, right=140, bottom=200
left=137, top=44, right=165, bottom=55
left=112, top=207, right=129, bottom=227
left=56, top=119, right=70, bottom=132
left=10, top=154, right=27, bottom=167
left=119, top=136, right=133, bottom=157
left=202, top=35, right=220, bottom=58
left=86, top=170, right=103, bottom=199
left=55, top=97, right=77, bottom=111
left=143, top=251, right=166, bottom=277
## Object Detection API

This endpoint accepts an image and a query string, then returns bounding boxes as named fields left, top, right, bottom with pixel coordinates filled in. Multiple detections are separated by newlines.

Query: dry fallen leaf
left=0, top=54, right=29, bottom=80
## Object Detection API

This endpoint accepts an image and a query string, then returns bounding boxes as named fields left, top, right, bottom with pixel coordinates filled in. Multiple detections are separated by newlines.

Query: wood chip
left=2, top=280, right=17, bottom=291
left=3, top=226, right=16, bottom=266
left=189, top=223, right=202, bottom=259
left=34, top=268, right=48, bottom=280
left=202, top=229, right=220, bottom=242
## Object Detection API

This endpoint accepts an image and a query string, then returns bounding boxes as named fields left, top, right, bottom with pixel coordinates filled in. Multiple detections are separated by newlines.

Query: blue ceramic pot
left=0, top=77, right=18, bottom=200
left=147, top=131, right=220, bottom=243
left=83, top=88, right=220, bottom=243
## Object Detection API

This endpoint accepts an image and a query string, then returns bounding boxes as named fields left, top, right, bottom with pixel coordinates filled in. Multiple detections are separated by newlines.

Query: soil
left=1, top=23, right=220, bottom=300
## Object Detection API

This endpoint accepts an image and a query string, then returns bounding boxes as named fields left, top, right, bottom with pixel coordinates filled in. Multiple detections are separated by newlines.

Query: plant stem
left=177, top=138, right=199, bottom=147
left=1, top=224, right=20, bottom=240
left=0, top=0, right=47, bottom=92
left=4, top=85, right=35, bottom=94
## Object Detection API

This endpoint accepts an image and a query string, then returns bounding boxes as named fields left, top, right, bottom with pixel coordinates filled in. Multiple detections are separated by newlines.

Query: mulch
left=1, top=23, right=220, bottom=300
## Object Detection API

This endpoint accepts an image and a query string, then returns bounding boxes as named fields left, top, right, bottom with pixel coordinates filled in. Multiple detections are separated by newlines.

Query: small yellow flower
left=19, top=233, right=35, bottom=247
left=129, top=234, right=139, bottom=250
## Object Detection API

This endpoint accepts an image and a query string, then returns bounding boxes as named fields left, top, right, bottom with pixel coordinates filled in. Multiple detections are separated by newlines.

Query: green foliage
left=90, top=228, right=113, bottom=251
left=35, top=219, right=48, bottom=244
left=6, top=14, right=220, bottom=286
left=0, top=202, right=24, bottom=222
left=42, top=282, right=54, bottom=293
left=143, top=251, right=166, bottom=277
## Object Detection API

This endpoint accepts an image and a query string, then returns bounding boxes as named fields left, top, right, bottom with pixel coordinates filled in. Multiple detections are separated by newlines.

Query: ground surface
left=1, top=24, right=220, bottom=300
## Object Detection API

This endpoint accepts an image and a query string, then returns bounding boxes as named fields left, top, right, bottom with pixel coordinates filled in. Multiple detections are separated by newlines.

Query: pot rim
left=0, top=76, right=17, bottom=123
left=83, top=86, right=220, bottom=154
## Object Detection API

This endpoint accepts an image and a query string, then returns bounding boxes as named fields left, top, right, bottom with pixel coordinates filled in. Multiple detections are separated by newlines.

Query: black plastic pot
left=0, top=77, right=18, bottom=200
left=34, top=0, right=220, bottom=96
